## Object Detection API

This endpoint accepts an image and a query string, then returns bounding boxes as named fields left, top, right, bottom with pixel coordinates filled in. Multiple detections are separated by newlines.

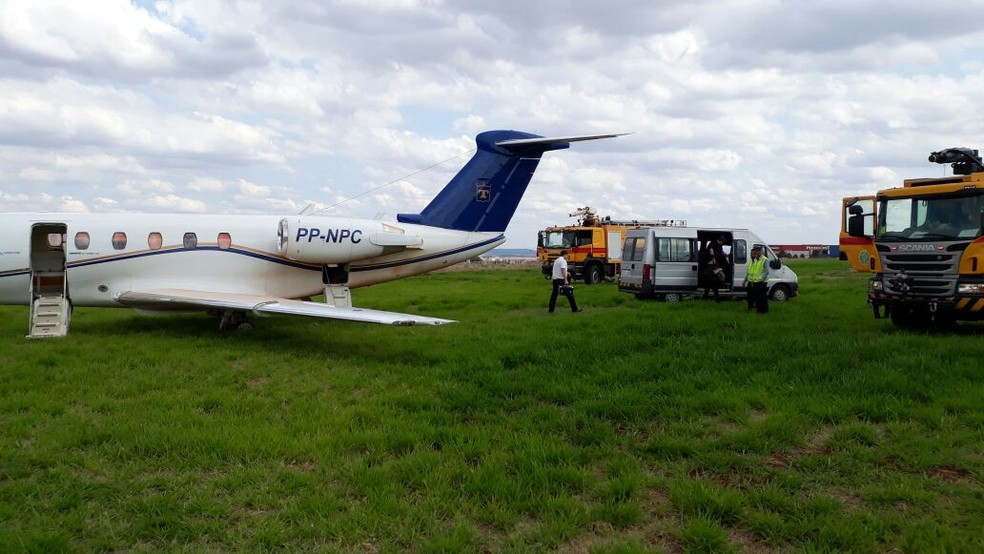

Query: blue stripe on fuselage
left=66, top=246, right=323, bottom=272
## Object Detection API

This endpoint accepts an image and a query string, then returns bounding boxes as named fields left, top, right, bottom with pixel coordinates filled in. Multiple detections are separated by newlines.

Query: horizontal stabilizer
left=117, top=289, right=455, bottom=326
left=494, top=132, right=631, bottom=150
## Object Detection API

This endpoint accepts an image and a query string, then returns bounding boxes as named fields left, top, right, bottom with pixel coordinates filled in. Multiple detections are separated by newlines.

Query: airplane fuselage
left=0, top=212, right=504, bottom=308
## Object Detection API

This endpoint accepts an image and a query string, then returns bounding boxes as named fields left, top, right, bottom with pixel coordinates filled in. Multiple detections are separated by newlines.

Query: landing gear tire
left=236, top=321, right=255, bottom=331
left=218, top=310, right=250, bottom=331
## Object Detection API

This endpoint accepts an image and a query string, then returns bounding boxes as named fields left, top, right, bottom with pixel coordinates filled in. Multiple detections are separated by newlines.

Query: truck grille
left=879, top=247, right=960, bottom=296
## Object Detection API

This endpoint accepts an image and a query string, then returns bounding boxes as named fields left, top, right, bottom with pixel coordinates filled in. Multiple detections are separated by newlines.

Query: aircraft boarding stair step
left=28, top=293, right=71, bottom=339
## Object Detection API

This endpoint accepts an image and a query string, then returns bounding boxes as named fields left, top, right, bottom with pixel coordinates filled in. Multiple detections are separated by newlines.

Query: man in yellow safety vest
left=745, top=245, right=770, bottom=313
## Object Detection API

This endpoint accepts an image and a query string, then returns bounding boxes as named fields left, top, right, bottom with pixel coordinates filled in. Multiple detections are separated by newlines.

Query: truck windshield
left=878, top=192, right=984, bottom=241
left=540, top=231, right=575, bottom=249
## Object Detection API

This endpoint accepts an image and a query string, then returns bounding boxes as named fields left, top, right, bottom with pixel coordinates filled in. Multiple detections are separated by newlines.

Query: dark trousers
left=702, top=284, right=720, bottom=301
left=549, top=279, right=579, bottom=312
left=747, top=282, right=769, bottom=313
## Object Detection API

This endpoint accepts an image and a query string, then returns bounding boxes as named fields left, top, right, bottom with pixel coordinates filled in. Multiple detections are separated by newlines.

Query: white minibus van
left=618, top=227, right=798, bottom=301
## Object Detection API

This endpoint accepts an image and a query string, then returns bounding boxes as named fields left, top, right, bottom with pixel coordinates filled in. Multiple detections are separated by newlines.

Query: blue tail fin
left=397, top=130, right=621, bottom=233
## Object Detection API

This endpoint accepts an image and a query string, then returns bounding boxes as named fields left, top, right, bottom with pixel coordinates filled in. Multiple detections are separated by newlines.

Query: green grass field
left=1, top=259, right=981, bottom=552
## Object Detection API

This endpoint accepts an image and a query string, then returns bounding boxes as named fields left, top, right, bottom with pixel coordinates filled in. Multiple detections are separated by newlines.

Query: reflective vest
left=747, top=256, right=768, bottom=282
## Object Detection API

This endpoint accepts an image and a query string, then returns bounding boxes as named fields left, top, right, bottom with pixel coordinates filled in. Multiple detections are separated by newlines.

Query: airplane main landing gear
left=216, top=309, right=251, bottom=331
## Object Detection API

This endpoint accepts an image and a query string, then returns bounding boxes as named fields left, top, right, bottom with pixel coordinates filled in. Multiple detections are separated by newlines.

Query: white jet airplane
left=0, top=130, right=620, bottom=338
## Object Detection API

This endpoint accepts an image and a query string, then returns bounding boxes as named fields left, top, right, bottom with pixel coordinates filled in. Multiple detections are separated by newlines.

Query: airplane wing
left=115, top=289, right=455, bottom=326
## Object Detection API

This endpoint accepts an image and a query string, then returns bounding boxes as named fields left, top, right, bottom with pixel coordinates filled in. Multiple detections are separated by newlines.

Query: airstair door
left=28, top=223, right=71, bottom=339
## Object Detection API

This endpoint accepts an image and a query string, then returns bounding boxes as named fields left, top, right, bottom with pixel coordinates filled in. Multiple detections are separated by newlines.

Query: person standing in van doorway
left=701, top=245, right=725, bottom=302
left=549, top=250, right=582, bottom=313
left=745, top=245, right=770, bottom=313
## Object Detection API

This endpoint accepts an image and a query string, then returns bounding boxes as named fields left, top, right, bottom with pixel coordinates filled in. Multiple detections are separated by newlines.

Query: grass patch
left=0, top=259, right=981, bottom=551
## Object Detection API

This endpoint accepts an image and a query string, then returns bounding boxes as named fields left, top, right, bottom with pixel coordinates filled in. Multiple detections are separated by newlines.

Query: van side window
left=217, top=232, right=232, bottom=250
left=112, top=232, right=127, bottom=250
left=622, top=237, right=645, bottom=262
left=148, top=232, right=163, bottom=250
left=657, top=238, right=692, bottom=262
left=74, top=232, right=90, bottom=250
left=183, top=232, right=198, bottom=249
left=734, top=240, right=747, bottom=264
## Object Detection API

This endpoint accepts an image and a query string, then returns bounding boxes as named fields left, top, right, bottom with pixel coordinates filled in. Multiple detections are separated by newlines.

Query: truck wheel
left=584, top=264, right=602, bottom=285
left=769, top=284, right=790, bottom=302
left=890, top=307, right=917, bottom=329
left=664, top=293, right=681, bottom=302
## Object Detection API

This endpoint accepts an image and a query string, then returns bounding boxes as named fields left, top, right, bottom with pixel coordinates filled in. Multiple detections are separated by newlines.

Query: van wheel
left=664, top=293, right=681, bottom=302
left=584, top=264, right=602, bottom=285
left=770, top=284, right=790, bottom=302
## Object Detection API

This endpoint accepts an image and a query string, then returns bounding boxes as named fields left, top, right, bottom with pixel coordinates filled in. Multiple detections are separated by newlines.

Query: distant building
left=770, top=244, right=831, bottom=258
left=475, top=248, right=538, bottom=267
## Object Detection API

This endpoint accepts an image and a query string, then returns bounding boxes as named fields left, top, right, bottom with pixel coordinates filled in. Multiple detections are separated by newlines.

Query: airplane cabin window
left=148, top=232, right=163, bottom=250
left=112, top=232, right=127, bottom=250
left=217, top=232, right=232, bottom=250
left=47, top=233, right=64, bottom=249
left=74, top=232, right=90, bottom=250
left=183, top=232, right=198, bottom=249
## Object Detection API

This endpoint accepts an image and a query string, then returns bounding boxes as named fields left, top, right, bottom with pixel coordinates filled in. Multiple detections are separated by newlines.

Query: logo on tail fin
left=475, top=179, right=490, bottom=202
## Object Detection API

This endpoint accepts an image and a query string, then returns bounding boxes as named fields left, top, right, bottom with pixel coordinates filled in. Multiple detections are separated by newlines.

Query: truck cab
left=841, top=147, right=984, bottom=327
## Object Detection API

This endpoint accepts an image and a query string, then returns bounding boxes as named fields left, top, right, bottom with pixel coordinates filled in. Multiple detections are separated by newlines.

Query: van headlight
left=869, top=279, right=883, bottom=292
left=957, top=283, right=984, bottom=294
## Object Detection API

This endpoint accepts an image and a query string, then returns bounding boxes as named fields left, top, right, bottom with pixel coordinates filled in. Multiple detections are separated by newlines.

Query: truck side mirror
left=769, top=259, right=781, bottom=270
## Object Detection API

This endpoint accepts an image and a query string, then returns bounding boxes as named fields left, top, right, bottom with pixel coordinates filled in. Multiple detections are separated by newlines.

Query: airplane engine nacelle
left=278, top=217, right=387, bottom=264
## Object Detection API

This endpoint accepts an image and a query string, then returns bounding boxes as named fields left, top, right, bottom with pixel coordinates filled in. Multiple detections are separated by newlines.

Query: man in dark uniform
left=745, top=245, right=770, bottom=313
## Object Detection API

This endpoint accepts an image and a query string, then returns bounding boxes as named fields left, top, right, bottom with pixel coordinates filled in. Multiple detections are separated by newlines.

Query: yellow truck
left=538, top=207, right=686, bottom=284
left=840, top=147, right=984, bottom=328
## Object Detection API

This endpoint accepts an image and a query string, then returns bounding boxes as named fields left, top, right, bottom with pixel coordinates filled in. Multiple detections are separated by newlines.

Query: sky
left=2, top=0, right=983, bottom=249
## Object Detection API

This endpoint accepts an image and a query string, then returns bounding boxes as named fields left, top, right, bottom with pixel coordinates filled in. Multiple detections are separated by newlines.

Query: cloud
left=0, top=78, right=287, bottom=167
left=142, top=194, right=207, bottom=213
left=186, top=177, right=226, bottom=193
left=0, top=0, right=267, bottom=80
left=237, top=178, right=271, bottom=197
left=59, top=197, right=89, bottom=212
